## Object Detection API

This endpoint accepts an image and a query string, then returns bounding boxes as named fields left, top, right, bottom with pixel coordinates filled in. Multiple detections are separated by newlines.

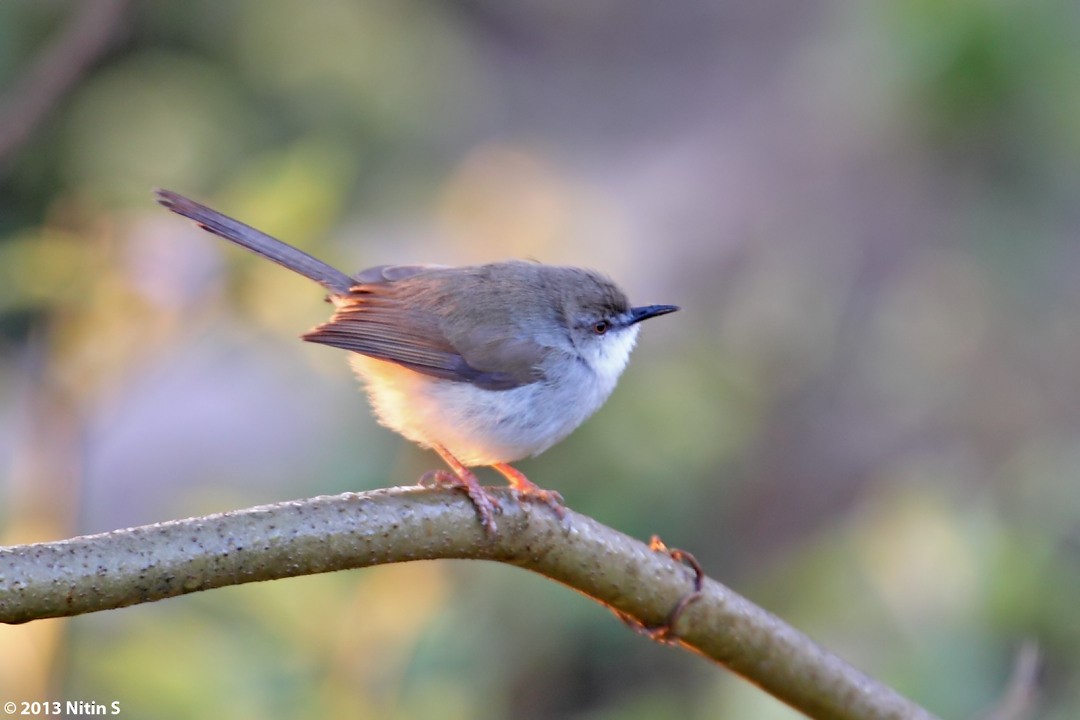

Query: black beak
left=628, top=304, right=680, bottom=325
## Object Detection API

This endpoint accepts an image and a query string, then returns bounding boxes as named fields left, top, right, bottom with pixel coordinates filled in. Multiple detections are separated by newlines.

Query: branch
left=0, top=487, right=937, bottom=720
left=0, top=0, right=131, bottom=167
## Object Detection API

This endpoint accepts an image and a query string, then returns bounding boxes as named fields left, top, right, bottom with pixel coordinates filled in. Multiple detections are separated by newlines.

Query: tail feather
left=155, top=189, right=355, bottom=294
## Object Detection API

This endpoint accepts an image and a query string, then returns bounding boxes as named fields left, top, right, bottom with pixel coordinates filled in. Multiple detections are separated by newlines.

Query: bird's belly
left=349, top=355, right=612, bottom=466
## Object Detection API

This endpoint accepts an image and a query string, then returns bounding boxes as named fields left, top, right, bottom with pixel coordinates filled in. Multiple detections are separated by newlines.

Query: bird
left=155, top=189, right=678, bottom=533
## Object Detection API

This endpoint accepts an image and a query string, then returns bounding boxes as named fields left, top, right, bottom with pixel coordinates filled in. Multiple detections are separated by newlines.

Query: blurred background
left=2, top=0, right=1079, bottom=717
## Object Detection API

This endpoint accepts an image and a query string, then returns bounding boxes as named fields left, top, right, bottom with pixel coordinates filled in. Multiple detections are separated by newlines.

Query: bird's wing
left=302, top=280, right=547, bottom=391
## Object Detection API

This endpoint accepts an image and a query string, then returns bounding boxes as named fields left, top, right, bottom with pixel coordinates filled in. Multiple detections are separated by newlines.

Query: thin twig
left=0, top=0, right=131, bottom=167
left=982, top=640, right=1041, bottom=720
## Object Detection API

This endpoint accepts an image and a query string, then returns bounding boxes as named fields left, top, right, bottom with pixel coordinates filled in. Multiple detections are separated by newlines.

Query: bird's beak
left=628, top=304, right=680, bottom=325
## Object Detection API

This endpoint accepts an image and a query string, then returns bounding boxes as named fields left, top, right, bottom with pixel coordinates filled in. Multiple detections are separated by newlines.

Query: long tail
left=155, top=189, right=355, bottom=294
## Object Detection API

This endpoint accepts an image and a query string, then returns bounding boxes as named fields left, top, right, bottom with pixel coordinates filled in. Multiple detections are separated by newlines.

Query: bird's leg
left=421, top=445, right=499, bottom=535
left=491, top=463, right=566, bottom=521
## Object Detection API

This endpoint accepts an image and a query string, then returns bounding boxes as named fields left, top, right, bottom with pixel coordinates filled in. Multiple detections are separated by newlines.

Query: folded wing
left=303, top=271, right=548, bottom=391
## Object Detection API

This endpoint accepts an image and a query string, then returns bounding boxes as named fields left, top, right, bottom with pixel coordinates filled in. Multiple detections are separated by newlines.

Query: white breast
left=348, top=325, right=640, bottom=466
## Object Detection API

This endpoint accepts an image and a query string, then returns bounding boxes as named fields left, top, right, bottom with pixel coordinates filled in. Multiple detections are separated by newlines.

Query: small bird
left=156, top=190, right=678, bottom=533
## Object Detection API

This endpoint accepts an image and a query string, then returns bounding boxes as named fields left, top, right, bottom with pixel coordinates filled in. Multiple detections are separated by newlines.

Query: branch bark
left=0, top=487, right=937, bottom=720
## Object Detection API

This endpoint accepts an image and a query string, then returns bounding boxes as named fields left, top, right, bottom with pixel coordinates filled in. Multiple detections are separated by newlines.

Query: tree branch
left=0, top=0, right=131, bottom=167
left=0, top=487, right=937, bottom=720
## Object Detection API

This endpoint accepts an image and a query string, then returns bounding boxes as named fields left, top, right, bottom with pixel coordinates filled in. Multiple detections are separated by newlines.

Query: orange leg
left=492, top=463, right=566, bottom=520
left=422, top=445, right=500, bottom=535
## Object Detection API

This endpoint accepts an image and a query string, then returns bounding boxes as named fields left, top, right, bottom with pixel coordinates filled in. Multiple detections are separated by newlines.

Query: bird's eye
left=593, top=320, right=610, bottom=335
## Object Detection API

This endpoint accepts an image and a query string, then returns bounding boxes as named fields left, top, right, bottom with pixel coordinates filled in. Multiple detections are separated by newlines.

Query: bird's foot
left=419, top=467, right=500, bottom=536
left=492, top=463, right=568, bottom=526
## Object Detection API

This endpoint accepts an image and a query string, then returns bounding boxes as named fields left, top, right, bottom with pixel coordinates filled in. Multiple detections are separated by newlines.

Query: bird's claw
left=493, top=463, right=570, bottom=529
left=419, top=469, right=500, bottom=536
